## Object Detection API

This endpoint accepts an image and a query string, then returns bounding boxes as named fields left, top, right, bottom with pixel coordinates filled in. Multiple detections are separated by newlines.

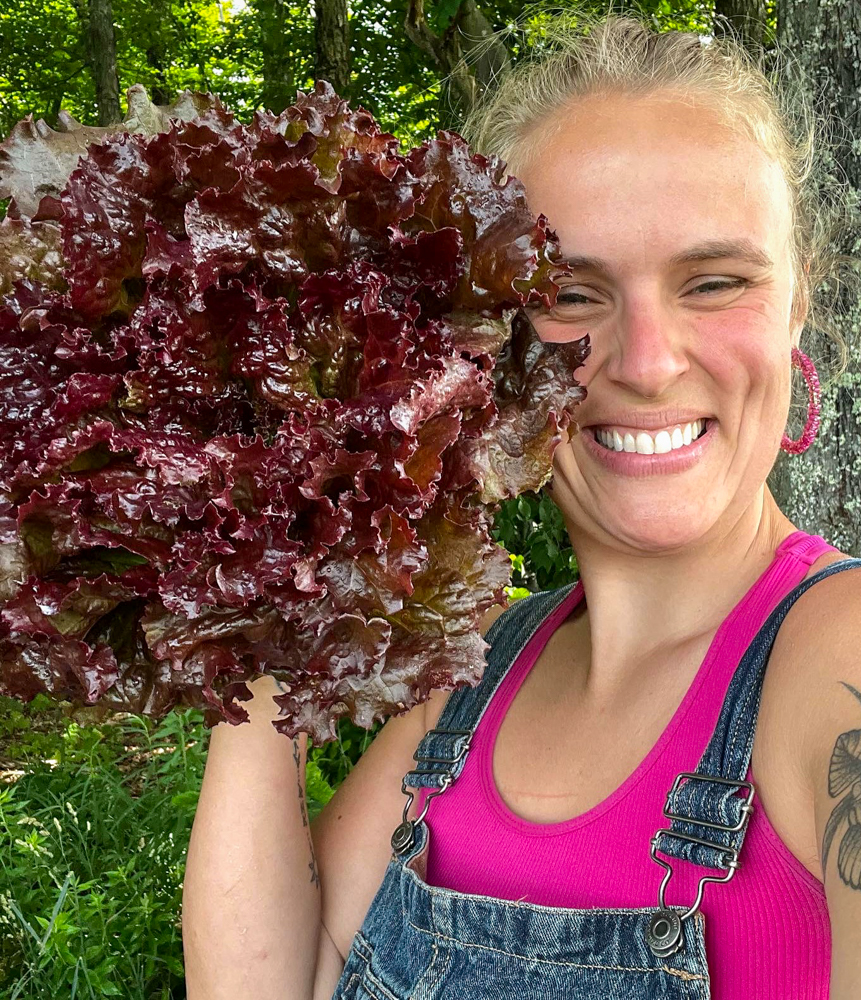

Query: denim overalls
left=332, top=557, right=861, bottom=999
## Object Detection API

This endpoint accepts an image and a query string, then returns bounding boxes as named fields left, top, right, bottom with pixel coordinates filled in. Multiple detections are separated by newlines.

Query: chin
left=600, top=508, right=713, bottom=553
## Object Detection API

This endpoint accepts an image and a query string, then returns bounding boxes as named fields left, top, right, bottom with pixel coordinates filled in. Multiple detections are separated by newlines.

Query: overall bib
left=332, top=556, right=861, bottom=1000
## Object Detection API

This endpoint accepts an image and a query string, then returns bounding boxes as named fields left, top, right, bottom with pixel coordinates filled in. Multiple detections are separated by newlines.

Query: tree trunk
left=258, top=0, right=299, bottom=114
left=86, top=0, right=121, bottom=125
left=713, top=0, right=771, bottom=49
left=404, top=0, right=511, bottom=125
left=146, top=46, right=171, bottom=107
left=314, top=0, right=351, bottom=99
left=769, top=0, right=861, bottom=555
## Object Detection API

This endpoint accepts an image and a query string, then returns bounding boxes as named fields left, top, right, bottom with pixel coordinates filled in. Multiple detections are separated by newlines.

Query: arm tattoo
left=293, top=736, right=321, bottom=889
left=822, top=682, right=861, bottom=890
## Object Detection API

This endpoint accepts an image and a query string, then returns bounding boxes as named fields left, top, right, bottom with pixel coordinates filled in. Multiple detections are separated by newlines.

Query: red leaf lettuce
left=0, top=82, right=589, bottom=743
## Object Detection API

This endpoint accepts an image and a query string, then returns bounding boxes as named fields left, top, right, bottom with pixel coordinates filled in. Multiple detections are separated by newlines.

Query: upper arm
left=309, top=600, right=509, bottom=972
left=796, top=569, right=861, bottom=998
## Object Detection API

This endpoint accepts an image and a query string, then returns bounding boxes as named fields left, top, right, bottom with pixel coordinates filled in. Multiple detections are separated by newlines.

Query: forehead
left=515, top=91, right=792, bottom=270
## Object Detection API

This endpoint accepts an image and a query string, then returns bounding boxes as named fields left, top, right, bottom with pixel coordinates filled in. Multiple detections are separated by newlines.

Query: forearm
left=182, top=676, right=321, bottom=1000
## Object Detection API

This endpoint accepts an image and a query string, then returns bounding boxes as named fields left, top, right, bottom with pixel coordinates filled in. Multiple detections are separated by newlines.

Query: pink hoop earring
left=780, top=346, right=821, bottom=455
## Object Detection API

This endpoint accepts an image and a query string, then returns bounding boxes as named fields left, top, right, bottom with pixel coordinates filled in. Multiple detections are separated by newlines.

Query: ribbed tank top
left=415, top=529, right=839, bottom=999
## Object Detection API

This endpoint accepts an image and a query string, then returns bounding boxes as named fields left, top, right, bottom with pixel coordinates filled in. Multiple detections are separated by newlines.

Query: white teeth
left=636, top=432, right=655, bottom=455
left=596, top=419, right=707, bottom=454
left=653, top=430, right=672, bottom=454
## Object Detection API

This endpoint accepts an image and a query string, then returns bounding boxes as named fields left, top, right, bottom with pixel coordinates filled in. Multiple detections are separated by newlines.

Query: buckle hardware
left=662, top=772, right=755, bottom=832
left=391, top=728, right=471, bottom=857
left=646, top=773, right=756, bottom=955
left=407, top=727, right=472, bottom=773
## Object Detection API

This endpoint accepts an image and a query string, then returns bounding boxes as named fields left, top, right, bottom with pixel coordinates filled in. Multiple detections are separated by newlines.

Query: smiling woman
left=304, top=10, right=861, bottom=1000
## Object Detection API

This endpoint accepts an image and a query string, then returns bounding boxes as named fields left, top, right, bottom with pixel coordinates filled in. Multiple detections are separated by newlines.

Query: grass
left=0, top=693, right=379, bottom=999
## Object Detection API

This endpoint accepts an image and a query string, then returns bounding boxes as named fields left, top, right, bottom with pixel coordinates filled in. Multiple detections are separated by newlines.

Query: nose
left=602, top=291, right=690, bottom=398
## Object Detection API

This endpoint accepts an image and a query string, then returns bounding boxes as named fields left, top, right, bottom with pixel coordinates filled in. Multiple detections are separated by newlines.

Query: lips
left=579, top=415, right=717, bottom=476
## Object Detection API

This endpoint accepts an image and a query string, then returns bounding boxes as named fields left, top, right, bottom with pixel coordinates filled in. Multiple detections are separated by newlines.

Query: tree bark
left=314, top=0, right=351, bottom=99
left=713, top=0, right=771, bottom=50
left=770, top=0, right=861, bottom=555
left=257, top=0, right=299, bottom=114
left=86, top=0, right=122, bottom=125
left=145, top=46, right=171, bottom=108
left=404, top=0, right=511, bottom=124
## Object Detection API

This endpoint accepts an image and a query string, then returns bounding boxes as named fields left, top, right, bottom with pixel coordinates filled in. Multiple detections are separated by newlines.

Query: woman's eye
left=555, top=290, right=595, bottom=305
left=689, top=278, right=748, bottom=295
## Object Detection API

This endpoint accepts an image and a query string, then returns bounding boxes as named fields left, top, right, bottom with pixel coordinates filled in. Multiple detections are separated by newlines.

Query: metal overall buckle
left=390, top=728, right=472, bottom=856
left=646, top=772, right=755, bottom=958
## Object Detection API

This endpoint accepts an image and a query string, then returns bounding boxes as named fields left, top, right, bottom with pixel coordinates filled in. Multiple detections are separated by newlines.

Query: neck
left=558, top=488, right=797, bottom=700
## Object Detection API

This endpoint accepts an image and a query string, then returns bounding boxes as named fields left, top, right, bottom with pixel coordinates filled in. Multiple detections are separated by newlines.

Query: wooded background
left=1, top=0, right=859, bottom=558
left=0, top=6, right=858, bottom=994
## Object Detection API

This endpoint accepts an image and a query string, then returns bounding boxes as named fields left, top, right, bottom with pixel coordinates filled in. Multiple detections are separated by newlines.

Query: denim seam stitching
left=662, top=966, right=707, bottom=982
left=402, top=863, right=685, bottom=916
left=408, top=938, right=452, bottom=999
left=697, top=561, right=861, bottom=844
left=361, top=965, right=398, bottom=1000
left=405, top=916, right=687, bottom=974
left=722, top=560, right=861, bottom=785
left=339, top=973, right=360, bottom=999
left=694, top=913, right=712, bottom=993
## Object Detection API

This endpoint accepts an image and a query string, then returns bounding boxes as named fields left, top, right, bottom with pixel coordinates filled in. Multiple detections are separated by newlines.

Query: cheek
left=691, top=292, right=790, bottom=380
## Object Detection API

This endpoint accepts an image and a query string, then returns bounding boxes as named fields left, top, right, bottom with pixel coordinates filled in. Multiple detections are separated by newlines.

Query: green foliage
left=0, top=699, right=203, bottom=998
left=0, top=0, right=734, bottom=146
left=491, top=490, right=579, bottom=593
left=304, top=718, right=380, bottom=821
left=0, top=690, right=386, bottom=994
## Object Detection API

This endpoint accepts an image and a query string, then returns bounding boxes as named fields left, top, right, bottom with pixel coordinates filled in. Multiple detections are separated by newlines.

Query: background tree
left=83, top=0, right=122, bottom=124
left=315, top=0, right=352, bottom=99
left=404, top=0, right=511, bottom=126
left=767, top=0, right=861, bottom=555
left=713, top=0, right=772, bottom=49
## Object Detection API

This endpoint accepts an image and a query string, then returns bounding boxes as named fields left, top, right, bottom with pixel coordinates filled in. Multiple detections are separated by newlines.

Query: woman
left=181, top=13, right=861, bottom=1000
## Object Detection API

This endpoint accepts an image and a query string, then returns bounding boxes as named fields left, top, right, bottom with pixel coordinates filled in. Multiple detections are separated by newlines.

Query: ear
left=790, top=308, right=806, bottom=351
left=790, top=263, right=811, bottom=350
left=791, top=319, right=804, bottom=352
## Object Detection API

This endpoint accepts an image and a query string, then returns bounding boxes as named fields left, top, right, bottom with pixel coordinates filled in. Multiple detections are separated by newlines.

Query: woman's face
left=519, top=91, right=801, bottom=552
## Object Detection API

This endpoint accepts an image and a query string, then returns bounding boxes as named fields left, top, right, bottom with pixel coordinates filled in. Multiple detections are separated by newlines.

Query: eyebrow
left=561, top=238, right=775, bottom=274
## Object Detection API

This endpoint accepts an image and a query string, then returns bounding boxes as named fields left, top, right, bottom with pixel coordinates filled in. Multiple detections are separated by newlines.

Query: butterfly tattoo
left=822, top=682, right=861, bottom=890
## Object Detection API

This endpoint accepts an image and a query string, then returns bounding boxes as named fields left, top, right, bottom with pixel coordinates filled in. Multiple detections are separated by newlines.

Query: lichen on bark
left=769, top=0, right=861, bottom=555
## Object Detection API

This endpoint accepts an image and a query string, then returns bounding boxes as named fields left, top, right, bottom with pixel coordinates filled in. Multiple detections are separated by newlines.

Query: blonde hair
left=455, top=10, right=858, bottom=387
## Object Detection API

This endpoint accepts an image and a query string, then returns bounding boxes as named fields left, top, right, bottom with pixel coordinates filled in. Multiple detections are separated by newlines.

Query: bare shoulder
left=777, top=549, right=861, bottom=655
left=766, top=548, right=861, bottom=772
left=776, top=550, right=861, bottom=992
left=767, top=549, right=860, bottom=688
left=424, top=601, right=510, bottom=730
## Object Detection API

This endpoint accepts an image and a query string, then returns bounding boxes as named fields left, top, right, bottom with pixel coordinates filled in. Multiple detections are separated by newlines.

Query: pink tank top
left=415, top=529, right=839, bottom=999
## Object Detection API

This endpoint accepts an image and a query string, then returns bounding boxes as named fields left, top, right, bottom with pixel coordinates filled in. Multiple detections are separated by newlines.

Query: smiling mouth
left=590, top=419, right=712, bottom=454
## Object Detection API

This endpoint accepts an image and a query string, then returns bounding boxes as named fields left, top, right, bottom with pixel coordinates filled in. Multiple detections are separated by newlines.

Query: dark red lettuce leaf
left=0, top=80, right=590, bottom=743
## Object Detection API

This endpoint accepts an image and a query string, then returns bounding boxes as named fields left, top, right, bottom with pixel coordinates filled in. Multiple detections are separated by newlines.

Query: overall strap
left=644, top=555, right=861, bottom=958
left=653, top=557, right=861, bottom=874
left=402, top=582, right=578, bottom=792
